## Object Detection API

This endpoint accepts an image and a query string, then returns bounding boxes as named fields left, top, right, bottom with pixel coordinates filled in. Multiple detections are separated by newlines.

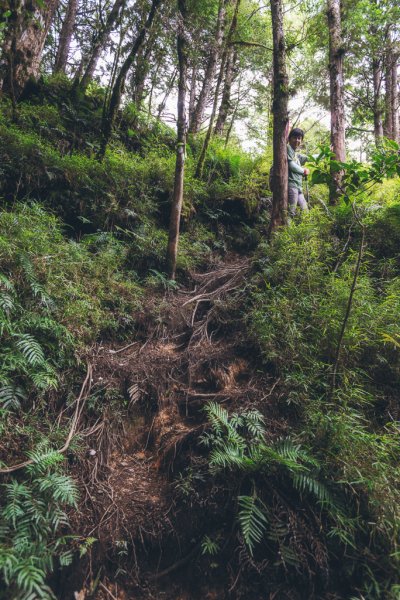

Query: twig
left=0, top=364, right=92, bottom=474
left=109, top=340, right=138, bottom=354
left=99, top=582, right=118, bottom=600
left=151, top=542, right=201, bottom=579
left=330, top=206, right=365, bottom=397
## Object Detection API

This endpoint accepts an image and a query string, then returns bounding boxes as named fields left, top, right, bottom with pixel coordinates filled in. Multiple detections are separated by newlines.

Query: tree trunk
left=384, top=42, right=399, bottom=143
left=327, top=0, right=346, bottom=204
left=195, top=0, right=241, bottom=179
left=188, top=65, right=197, bottom=126
left=166, top=0, right=188, bottom=280
left=268, top=0, right=289, bottom=234
left=215, top=46, right=237, bottom=135
left=188, top=0, right=228, bottom=134
left=372, top=57, right=384, bottom=144
left=98, top=0, right=163, bottom=159
left=79, top=0, right=126, bottom=92
left=1, top=0, right=59, bottom=99
left=54, top=0, right=78, bottom=74
left=224, top=73, right=242, bottom=146
left=157, top=68, right=178, bottom=119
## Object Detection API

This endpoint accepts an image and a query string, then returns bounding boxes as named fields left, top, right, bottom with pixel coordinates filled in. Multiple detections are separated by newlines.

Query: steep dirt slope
left=63, top=257, right=282, bottom=600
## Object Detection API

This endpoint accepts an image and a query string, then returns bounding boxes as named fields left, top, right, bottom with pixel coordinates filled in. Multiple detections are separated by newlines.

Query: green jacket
left=288, top=144, right=307, bottom=191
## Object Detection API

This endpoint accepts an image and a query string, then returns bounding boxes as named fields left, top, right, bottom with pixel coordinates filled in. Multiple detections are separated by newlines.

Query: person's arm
left=288, top=158, right=305, bottom=175
left=299, top=153, right=308, bottom=165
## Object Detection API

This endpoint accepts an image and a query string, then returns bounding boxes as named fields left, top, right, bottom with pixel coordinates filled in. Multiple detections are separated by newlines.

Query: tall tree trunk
left=268, top=0, right=289, bottom=234
left=372, top=57, right=384, bottom=144
left=224, top=73, right=242, bottom=146
left=157, top=68, right=178, bottom=119
left=215, top=46, right=237, bottom=134
left=166, top=0, right=188, bottom=280
left=78, top=0, right=126, bottom=92
left=384, top=41, right=399, bottom=143
left=391, top=55, right=399, bottom=144
left=188, top=0, right=228, bottom=134
left=188, top=65, right=197, bottom=126
left=54, top=0, right=78, bottom=74
left=98, top=0, right=163, bottom=159
left=0, top=0, right=59, bottom=99
left=195, top=0, right=241, bottom=179
left=327, top=0, right=346, bottom=204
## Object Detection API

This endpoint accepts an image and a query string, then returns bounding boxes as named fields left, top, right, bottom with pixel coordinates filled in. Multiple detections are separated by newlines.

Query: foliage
left=0, top=447, right=78, bottom=599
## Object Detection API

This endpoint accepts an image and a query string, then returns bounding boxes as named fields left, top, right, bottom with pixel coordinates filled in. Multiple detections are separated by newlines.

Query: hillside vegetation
left=0, top=81, right=400, bottom=600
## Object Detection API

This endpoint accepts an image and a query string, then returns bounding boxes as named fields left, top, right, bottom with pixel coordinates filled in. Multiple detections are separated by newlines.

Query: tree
left=195, top=0, right=241, bottom=179
left=166, top=0, right=188, bottom=280
left=327, top=0, right=345, bottom=203
left=268, top=0, right=289, bottom=234
left=188, top=0, right=228, bottom=134
left=383, top=30, right=399, bottom=143
left=0, top=0, right=59, bottom=99
left=98, top=0, right=163, bottom=159
left=77, top=0, right=126, bottom=92
left=54, top=0, right=78, bottom=74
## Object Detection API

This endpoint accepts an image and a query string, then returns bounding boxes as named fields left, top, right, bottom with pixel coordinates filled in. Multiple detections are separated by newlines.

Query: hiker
left=287, top=128, right=310, bottom=217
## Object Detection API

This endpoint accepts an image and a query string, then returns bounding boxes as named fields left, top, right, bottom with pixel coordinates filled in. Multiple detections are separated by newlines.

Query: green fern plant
left=0, top=447, right=78, bottom=599
left=201, top=402, right=344, bottom=559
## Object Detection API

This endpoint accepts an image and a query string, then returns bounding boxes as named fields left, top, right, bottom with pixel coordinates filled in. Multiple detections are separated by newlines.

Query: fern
left=15, top=334, right=45, bottom=366
left=238, top=495, right=269, bottom=556
left=0, top=448, right=78, bottom=598
left=0, top=385, right=27, bottom=410
left=19, top=254, right=52, bottom=307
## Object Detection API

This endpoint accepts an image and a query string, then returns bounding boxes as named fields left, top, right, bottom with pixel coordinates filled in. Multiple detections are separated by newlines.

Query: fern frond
left=15, top=334, right=45, bottom=366
left=0, top=385, right=27, bottom=410
left=0, top=273, right=14, bottom=291
left=0, top=292, right=15, bottom=314
left=204, top=401, right=230, bottom=434
left=238, top=495, right=269, bottom=556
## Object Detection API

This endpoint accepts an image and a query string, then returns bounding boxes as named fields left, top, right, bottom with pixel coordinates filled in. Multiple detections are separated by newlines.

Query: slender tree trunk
left=98, top=0, right=163, bottom=159
left=327, top=0, right=345, bottom=204
left=188, top=65, right=197, bottom=126
left=391, top=55, right=399, bottom=143
left=188, top=0, right=228, bottom=134
left=79, top=0, right=126, bottom=92
left=195, top=0, right=241, bottom=178
left=372, top=57, right=384, bottom=144
left=224, top=74, right=242, bottom=146
left=132, top=45, right=151, bottom=110
left=167, top=0, right=188, bottom=280
left=54, top=0, right=78, bottom=73
left=215, top=47, right=237, bottom=134
left=1, top=0, right=59, bottom=99
left=384, top=43, right=399, bottom=143
left=157, top=68, right=178, bottom=119
left=268, top=0, right=289, bottom=234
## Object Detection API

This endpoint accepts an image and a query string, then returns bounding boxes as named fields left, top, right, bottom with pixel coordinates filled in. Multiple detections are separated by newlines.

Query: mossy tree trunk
left=167, top=0, right=188, bottom=280
left=0, top=0, right=59, bottom=99
left=214, top=46, right=237, bottom=135
left=268, top=0, right=289, bottom=234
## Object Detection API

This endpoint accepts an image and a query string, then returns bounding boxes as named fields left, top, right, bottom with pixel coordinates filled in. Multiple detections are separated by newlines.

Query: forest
left=0, top=0, right=399, bottom=598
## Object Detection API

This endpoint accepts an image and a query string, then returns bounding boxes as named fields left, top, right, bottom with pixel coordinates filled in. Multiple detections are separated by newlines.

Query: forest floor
left=63, top=254, right=280, bottom=600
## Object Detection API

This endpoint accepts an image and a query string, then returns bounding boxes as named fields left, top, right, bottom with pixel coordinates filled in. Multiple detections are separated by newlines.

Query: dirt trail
left=69, top=256, right=278, bottom=599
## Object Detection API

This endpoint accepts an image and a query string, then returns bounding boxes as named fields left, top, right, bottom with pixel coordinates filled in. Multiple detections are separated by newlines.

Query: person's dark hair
left=288, top=127, right=304, bottom=139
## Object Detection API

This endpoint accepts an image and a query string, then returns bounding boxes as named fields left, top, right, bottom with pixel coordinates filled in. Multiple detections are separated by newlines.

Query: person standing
left=287, top=128, right=310, bottom=217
